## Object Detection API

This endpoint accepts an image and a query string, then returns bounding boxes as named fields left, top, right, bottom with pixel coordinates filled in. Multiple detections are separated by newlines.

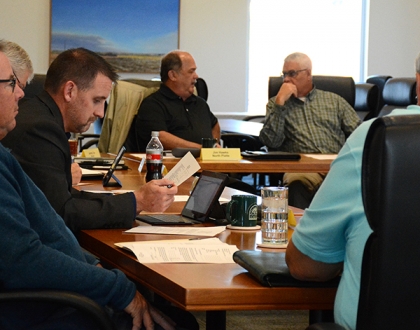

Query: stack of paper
left=115, top=237, right=238, bottom=264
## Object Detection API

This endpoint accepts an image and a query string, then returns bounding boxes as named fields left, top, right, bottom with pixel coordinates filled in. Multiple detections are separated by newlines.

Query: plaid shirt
left=259, top=88, right=361, bottom=153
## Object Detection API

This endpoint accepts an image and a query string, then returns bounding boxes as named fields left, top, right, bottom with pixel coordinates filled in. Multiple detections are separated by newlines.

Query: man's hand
left=275, top=82, right=298, bottom=106
left=133, top=178, right=177, bottom=214
left=124, top=291, right=176, bottom=330
left=71, top=163, right=82, bottom=185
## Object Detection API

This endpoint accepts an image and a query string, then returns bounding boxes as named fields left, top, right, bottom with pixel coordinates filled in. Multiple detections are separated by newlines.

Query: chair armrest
left=0, top=290, right=116, bottom=330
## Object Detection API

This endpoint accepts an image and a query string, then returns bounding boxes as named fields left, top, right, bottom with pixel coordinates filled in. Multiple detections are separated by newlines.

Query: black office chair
left=221, top=132, right=262, bottom=151
left=221, top=133, right=263, bottom=190
left=268, top=75, right=355, bottom=107
left=354, top=83, right=379, bottom=121
left=377, top=77, right=417, bottom=117
left=0, top=290, right=116, bottom=329
left=366, top=75, right=392, bottom=111
left=307, top=115, right=420, bottom=330
left=242, top=115, right=266, bottom=123
left=195, top=77, right=208, bottom=101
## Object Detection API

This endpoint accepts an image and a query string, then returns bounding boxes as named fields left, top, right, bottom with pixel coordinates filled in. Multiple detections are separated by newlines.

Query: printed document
left=115, top=237, right=238, bottom=263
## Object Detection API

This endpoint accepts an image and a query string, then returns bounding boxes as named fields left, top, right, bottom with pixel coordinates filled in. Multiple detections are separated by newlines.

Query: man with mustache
left=125, top=50, right=221, bottom=151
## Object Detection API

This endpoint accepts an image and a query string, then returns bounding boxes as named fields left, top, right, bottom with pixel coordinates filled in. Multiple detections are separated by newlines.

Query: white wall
left=1, top=0, right=420, bottom=114
left=367, top=0, right=420, bottom=77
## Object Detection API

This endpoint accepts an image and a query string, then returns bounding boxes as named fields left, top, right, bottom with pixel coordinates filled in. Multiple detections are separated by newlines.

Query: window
left=248, top=0, right=367, bottom=113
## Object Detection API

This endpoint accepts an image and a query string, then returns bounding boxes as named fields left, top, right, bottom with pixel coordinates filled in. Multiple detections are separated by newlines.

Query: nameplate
left=81, top=148, right=101, bottom=158
left=200, top=148, right=242, bottom=161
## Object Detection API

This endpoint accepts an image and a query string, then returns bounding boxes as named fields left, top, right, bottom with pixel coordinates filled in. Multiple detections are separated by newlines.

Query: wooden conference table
left=124, top=153, right=335, bottom=174
left=77, top=170, right=337, bottom=330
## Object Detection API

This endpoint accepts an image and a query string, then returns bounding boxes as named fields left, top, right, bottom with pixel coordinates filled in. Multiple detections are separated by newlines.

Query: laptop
left=102, top=145, right=126, bottom=187
left=136, top=171, right=228, bottom=225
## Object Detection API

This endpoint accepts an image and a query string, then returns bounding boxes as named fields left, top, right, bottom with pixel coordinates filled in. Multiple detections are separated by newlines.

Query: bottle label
left=146, top=153, right=162, bottom=161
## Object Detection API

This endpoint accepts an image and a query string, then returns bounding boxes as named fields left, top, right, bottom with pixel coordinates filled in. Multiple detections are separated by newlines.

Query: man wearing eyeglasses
left=259, top=52, right=360, bottom=209
left=0, top=46, right=197, bottom=330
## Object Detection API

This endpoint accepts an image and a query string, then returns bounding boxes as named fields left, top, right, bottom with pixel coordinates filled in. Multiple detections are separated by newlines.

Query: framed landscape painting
left=50, top=0, right=180, bottom=74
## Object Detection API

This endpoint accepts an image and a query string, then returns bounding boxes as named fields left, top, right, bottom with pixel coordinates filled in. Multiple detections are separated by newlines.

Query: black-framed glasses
left=0, top=77, right=17, bottom=92
left=281, top=69, right=307, bottom=79
left=14, top=72, right=24, bottom=91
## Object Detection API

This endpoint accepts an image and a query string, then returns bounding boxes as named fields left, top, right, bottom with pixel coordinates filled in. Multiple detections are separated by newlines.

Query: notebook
left=136, top=171, right=228, bottom=225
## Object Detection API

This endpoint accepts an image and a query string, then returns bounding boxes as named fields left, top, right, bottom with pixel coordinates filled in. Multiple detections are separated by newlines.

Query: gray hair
left=284, top=52, right=312, bottom=71
left=0, top=39, right=34, bottom=83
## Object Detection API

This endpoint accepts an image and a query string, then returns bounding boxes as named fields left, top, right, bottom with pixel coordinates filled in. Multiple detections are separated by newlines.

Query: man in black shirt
left=125, top=51, right=220, bottom=152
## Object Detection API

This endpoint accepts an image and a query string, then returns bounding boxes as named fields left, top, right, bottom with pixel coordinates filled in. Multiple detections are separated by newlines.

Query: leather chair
left=354, top=83, right=379, bottom=121
left=268, top=75, right=355, bottom=107
left=221, top=132, right=262, bottom=192
left=306, top=114, right=420, bottom=330
left=378, top=77, right=417, bottom=117
left=242, top=115, right=266, bottom=123
left=221, top=132, right=262, bottom=151
left=0, top=290, right=116, bottom=329
left=195, top=77, right=208, bottom=101
left=366, top=75, right=392, bottom=111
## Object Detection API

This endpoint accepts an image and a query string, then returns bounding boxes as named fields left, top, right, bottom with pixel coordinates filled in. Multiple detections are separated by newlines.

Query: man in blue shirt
left=286, top=54, right=420, bottom=329
left=0, top=43, right=196, bottom=330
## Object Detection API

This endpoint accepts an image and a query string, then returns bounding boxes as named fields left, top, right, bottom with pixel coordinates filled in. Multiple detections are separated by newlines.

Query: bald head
left=160, top=50, right=198, bottom=100
left=284, top=52, right=312, bottom=72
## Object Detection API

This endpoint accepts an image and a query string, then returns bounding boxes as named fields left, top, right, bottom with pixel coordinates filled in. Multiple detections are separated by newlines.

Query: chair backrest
left=359, top=115, right=420, bottom=330
left=366, top=75, right=392, bottom=110
left=242, top=115, right=266, bottom=123
left=354, top=83, right=379, bottom=121
left=378, top=77, right=417, bottom=117
left=221, top=132, right=262, bottom=151
left=195, top=77, right=208, bottom=101
left=268, top=75, right=355, bottom=107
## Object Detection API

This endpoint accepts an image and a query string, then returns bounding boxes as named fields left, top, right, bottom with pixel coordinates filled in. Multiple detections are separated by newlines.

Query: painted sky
left=51, top=0, right=179, bottom=54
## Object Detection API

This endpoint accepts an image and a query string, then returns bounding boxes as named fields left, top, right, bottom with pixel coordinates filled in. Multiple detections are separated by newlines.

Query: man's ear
left=168, top=70, right=177, bottom=82
left=63, top=81, right=76, bottom=102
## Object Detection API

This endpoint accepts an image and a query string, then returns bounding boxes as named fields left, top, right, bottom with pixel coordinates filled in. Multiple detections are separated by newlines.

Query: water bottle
left=145, top=131, right=163, bottom=182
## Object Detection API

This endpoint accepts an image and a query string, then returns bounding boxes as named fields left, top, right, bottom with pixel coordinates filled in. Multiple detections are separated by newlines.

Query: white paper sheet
left=115, top=237, right=238, bottom=263
left=125, top=226, right=226, bottom=237
left=164, top=152, right=201, bottom=186
left=303, top=154, right=337, bottom=160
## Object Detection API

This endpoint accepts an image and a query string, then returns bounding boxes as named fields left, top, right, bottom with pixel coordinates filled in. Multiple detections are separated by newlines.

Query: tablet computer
left=136, top=171, right=228, bottom=225
left=102, top=146, right=126, bottom=187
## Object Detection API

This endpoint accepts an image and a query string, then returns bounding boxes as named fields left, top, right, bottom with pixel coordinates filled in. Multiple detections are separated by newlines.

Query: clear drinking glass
left=261, top=187, right=288, bottom=244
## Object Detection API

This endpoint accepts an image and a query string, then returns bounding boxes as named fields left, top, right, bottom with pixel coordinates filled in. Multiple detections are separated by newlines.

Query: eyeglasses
left=281, top=69, right=307, bottom=79
left=15, top=73, right=24, bottom=91
left=0, top=77, right=17, bottom=93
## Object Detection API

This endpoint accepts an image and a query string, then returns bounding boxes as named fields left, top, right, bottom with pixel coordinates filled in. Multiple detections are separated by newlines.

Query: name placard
left=200, top=148, right=242, bottom=161
left=81, top=148, right=101, bottom=158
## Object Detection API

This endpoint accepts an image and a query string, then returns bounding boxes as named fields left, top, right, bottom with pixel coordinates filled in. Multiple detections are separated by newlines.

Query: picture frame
left=50, top=0, right=180, bottom=74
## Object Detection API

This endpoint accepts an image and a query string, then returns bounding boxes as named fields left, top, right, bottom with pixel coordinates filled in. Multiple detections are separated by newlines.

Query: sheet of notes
left=115, top=237, right=238, bottom=263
